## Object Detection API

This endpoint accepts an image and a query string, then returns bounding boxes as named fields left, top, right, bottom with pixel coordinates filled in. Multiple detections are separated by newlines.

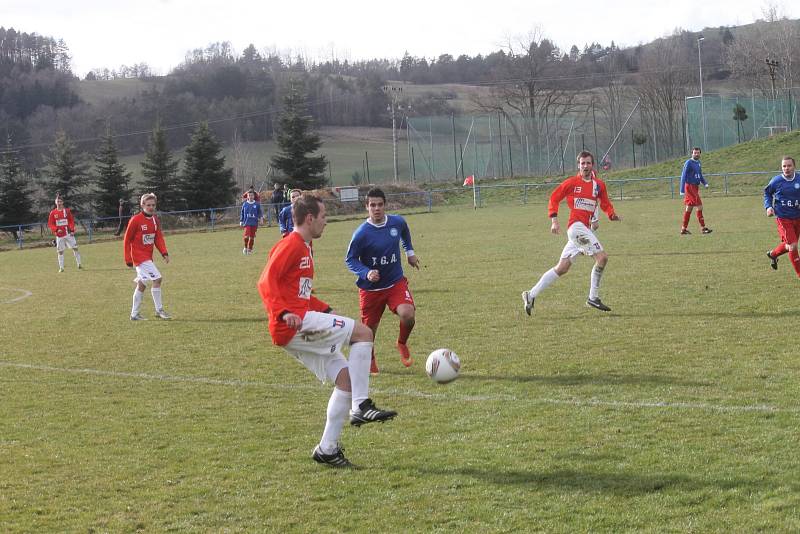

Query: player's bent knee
left=351, top=322, right=373, bottom=343
left=334, top=368, right=352, bottom=392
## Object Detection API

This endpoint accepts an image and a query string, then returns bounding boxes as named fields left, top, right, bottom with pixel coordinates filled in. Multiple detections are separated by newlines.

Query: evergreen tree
left=41, top=130, right=90, bottom=213
left=178, top=122, right=236, bottom=210
left=271, top=80, right=328, bottom=189
left=0, top=136, right=34, bottom=235
left=93, top=127, right=132, bottom=218
left=140, top=123, right=180, bottom=211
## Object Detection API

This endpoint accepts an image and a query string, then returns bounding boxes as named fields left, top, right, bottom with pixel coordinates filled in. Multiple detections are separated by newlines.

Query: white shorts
left=133, top=260, right=162, bottom=284
left=283, top=311, right=355, bottom=383
left=55, top=234, right=78, bottom=252
left=560, top=222, right=604, bottom=262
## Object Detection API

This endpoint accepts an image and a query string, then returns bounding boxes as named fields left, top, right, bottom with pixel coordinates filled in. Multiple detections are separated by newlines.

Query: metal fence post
left=17, top=225, right=23, bottom=249
left=523, top=184, right=528, bottom=204
left=619, top=182, right=624, bottom=200
left=670, top=177, right=674, bottom=199
left=210, top=209, right=216, bottom=231
left=87, top=220, right=93, bottom=243
left=427, top=191, right=432, bottom=212
left=724, top=174, right=729, bottom=195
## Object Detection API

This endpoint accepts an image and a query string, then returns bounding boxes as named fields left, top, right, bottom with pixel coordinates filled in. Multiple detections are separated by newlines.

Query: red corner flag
left=463, top=175, right=474, bottom=186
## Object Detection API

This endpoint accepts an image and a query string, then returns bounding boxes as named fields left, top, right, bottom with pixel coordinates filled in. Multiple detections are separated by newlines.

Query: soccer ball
left=425, top=349, right=461, bottom=384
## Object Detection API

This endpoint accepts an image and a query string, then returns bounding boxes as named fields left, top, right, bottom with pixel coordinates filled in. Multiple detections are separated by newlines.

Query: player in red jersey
left=522, top=151, right=623, bottom=314
left=257, top=193, right=396, bottom=468
left=47, top=194, right=82, bottom=272
left=123, top=193, right=171, bottom=321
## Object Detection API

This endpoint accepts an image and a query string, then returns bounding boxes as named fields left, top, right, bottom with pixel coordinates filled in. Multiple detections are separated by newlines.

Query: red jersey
left=257, top=232, right=330, bottom=346
left=48, top=208, right=75, bottom=237
left=123, top=212, right=168, bottom=266
left=548, top=174, right=616, bottom=228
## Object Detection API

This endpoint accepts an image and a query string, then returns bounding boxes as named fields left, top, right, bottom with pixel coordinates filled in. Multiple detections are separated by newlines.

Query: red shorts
left=776, top=217, right=800, bottom=245
left=683, top=184, right=702, bottom=206
left=243, top=225, right=258, bottom=238
left=359, top=277, right=415, bottom=328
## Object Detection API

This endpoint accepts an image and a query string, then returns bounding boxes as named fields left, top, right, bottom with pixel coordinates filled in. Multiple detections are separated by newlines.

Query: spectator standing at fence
left=270, top=183, right=284, bottom=221
left=242, top=184, right=261, bottom=202
left=240, top=189, right=264, bottom=255
left=124, top=193, right=171, bottom=321
left=47, top=194, right=82, bottom=272
left=258, top=192, right=397, bottom=468
left=522, top=151, right=622, bottom=315
left=764, top=156, right=800, bottom=277
left=345, top=188, right=420, bottom=373
left=279, top=188, right=302, bottom=237
left=114, top=198, right=131, bottom=237
left=679, top=147, right=712, bottom=235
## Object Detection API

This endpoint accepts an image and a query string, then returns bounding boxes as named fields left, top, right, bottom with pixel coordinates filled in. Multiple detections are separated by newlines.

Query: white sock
left=348, top=341, right=372, bottom=411
left=151, top=287, right=163, bottom=310
left=589, top=264, right=604, bottom=300
left=132, top=288, right=144, bottom=315
left=73, top=250, right=81, bottom=266
left=320, top=387, right=352, bottom=454
left=58, top=254, right=64, bottom=269
left=530, top=268, right=560, bottom=298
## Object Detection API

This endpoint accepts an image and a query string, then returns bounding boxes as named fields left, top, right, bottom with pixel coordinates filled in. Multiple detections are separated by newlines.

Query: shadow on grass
left=180, top=317, right=263, bottom=324
left=412, top=466, right=776, bottom=496
left=456, top=373, right=709, bottom=387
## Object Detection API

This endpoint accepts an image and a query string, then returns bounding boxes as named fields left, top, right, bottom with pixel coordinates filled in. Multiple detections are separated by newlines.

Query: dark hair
left=292, top=193, right=323, bottom=226
left=782, top=155, right=795, bottom=165
left=365, top=187, right=386, bottom=202
left=692, top=147, right=702, bottom=152
left=576, top=150, right=594, bottom=164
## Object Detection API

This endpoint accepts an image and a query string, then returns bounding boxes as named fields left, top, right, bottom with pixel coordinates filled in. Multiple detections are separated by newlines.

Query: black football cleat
left=767, top=251, right=778, bottom=270
left=349, top=398, right=397, bottom=427
left=312, top=445, right=354, bottom=468
left=586, top=297, right=611, bottom=312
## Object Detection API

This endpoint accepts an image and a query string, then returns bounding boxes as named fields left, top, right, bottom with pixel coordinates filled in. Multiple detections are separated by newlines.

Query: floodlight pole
left=383, top=85, right=402, bottom=183
left=697, top=36, right=707, bottom=150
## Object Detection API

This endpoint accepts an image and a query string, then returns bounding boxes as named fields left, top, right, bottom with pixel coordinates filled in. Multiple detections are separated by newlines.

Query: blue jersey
left=679, top=158, right=707, bottom=194
left=240, top=200, right=263, bottom=227
left=764, top=172, right=800, bottom=219
left=278, top=204, right=293, bottom=234
left=345, top=214, right=414, bottom=290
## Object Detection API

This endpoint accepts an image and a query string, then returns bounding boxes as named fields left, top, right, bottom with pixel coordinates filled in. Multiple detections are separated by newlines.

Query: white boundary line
left=1, top=360, right=796, bottom=414
left=0, top=288, right=32, bottom=304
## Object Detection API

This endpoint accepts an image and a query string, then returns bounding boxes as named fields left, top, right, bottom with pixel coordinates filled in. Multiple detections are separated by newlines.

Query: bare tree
left=636, top=34, right=693, bottom=159
left=469, top=30, right=583, bottom=173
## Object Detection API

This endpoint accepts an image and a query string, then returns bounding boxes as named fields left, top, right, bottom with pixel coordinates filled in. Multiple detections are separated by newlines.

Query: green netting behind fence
left=686, top=91, right=798, bottom=152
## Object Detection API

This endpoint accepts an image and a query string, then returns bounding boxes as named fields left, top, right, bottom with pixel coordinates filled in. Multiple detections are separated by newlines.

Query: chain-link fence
left=1, top=173, right=778, bottom=251
left=686, top=90, right=798, bottom=151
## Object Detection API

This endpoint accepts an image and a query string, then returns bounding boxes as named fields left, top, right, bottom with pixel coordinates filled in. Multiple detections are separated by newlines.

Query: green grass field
left=2, top=195, right=800, bottom=532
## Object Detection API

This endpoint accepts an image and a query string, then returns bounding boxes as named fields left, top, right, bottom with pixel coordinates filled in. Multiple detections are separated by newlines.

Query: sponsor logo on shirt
left=574, top=197, right=597, bottom=212
left=142, top=233, right=155, bottom=245
left=56, top=219, right=68, bottom=226
left=390, top=228, right=399, bottom=237
left=298, top=277, right=312, bottom=299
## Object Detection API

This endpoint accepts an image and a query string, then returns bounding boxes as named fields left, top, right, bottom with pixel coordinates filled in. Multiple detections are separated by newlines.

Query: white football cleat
left=155, top=309, right=172, bottom=320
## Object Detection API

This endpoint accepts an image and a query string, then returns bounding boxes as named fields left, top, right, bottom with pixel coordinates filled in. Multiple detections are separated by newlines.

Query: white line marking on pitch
left=1, top=361, right=796, bottom=414
left=0, top=288, right=32, bottom=304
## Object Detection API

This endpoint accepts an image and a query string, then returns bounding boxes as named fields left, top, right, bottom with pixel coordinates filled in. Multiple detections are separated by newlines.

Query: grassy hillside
left=76, top=77, right=164, bottom=105
left=605, top=130, right=800, bottom=180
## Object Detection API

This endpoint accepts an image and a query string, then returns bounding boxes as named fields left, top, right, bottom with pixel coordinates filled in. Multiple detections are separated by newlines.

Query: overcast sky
left=2, top=0, right=797, bottom=77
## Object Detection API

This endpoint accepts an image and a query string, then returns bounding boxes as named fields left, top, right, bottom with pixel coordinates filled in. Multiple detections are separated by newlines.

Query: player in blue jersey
left=764, top=156, right=800, bottom=277
left=279, top=188, right=302, bottom=237
left=346, top=188, right=419, bottom=373
left=679, top=147, right=712, bottom=235
left=240, top=189, right=264, bottom=255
